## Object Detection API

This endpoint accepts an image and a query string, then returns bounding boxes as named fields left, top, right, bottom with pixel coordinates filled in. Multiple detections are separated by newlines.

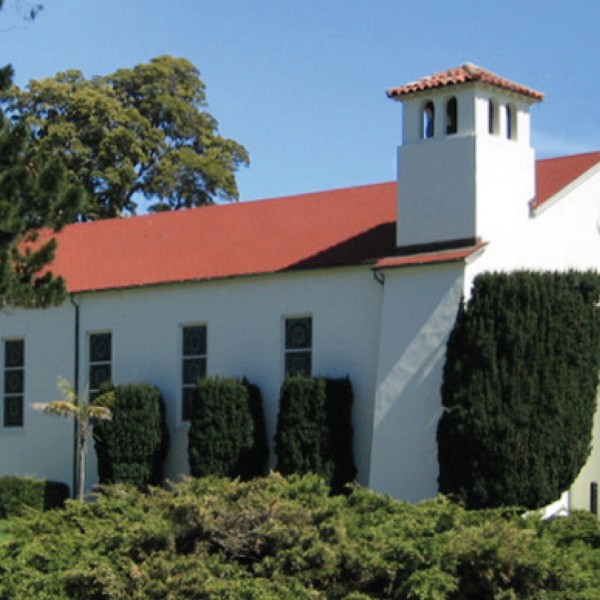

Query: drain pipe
left=69, top=295, right=80, bottom=499
left=372, top=269, right=385, bottom=286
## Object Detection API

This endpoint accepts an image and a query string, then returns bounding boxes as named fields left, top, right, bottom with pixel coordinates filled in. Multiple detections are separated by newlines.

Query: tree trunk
left=77, top=418, right=88, bottom=501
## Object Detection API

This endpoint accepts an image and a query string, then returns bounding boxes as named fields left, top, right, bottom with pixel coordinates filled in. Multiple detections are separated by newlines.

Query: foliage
left=32, top=377, right=111, bottom=501
left=0, top=476, right=68, bottom=518
left=1, top=55, right=249, bottom=219
left=0, top=66, right=85, bottom=308
left=275, top=376, right=357, bottom=493
left=188, top=377, right=268, bottom=479
left=438, top=271, right=600, bottom=509
left=0, top=520, right=9, bottom=544
left=0, top=474, right=599, bottom=598
left=93, top=383, right=169, bottom=488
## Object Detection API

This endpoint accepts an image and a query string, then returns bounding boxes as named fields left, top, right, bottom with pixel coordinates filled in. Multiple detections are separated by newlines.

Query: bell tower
left=388, top=64, right=543, bottom=250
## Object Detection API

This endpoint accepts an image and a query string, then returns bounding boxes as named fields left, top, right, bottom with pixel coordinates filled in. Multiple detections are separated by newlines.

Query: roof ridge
left=387, top=64, right=544, bottom=101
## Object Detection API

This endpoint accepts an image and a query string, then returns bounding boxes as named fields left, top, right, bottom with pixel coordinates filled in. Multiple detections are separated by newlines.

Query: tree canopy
left=0, top=65, right=85, bottom=308
left=1, top=55, right=250, bottom=219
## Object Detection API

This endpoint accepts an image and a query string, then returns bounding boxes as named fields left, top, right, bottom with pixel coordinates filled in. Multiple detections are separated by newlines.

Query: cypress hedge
left=188, top=377, right=268, bottom=478
left=438, top=271, right=600, bottom=509
left=275, top=376, right=356, bottom=492
left=0, top=477, right=69, bottom=517
left=94, top=383, right=169, bottom=488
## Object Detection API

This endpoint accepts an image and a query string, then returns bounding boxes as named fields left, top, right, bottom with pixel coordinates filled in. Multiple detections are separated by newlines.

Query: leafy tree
left=438, top=271, right=600, bottom=509
left=0, top=66, right=85, bottom=308
left=1, top=55, right=250, bottom=219
left=31, top=377, right=111, bottom=501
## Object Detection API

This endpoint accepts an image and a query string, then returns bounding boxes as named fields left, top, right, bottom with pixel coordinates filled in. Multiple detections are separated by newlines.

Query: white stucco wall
left=0, top=304, right=76, bottom=488
left=466, top=166, right=600, bottom=284
left=368, top=262, right=465, bottom=501
left=0, top=266, right=386, bottom=494
left=397, top=85, right=536, bottom=249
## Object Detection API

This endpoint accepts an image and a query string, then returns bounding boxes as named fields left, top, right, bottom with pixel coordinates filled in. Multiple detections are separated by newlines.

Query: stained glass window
left=3, top=340, right=24, bottom=427
left=182, top=326, right=207, bottom=421
left=89, top=333, right=112, bottom=399
left=285, top=317, right=312, bottom=376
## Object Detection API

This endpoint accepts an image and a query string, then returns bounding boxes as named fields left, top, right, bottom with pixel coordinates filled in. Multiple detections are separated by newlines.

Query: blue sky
left=2, top=0, right=600, bottom=202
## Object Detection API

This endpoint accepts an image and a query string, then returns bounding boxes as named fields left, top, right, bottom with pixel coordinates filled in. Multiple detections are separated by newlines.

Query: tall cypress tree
left=0, top=65, right=84, bottom=308
left=438, top=271, right=600, bottom=509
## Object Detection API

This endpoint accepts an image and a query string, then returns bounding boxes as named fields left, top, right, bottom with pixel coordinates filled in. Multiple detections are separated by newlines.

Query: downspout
left=69, top=294, right=80, bottom=499
left=372, top=269, right=385, bottom=286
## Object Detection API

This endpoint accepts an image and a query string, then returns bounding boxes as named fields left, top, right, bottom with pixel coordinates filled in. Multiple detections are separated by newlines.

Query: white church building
left=1, top=64, right=599, bottom=513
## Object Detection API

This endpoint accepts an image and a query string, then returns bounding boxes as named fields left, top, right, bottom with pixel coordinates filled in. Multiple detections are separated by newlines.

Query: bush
left=0, top=475, right=598, bottom=598
left=188, top=377, right=268, bottom=478
left=438, top=271, right=600, bottom=509
left=0, top=477, right=69, bottom=518
left=94, top=383, right=169, bottom=487
left=275, top=376, right=356, bottom=492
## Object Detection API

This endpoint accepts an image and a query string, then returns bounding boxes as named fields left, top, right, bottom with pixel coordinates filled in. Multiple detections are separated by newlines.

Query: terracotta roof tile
left=532, top=151, right=600, bottom=209
left=374, top=242, right=487, bottom=270
left=44, top=183, right=398, bottom=293
left=387, top=63, right=544, bottom=101
left=41, top=153, right=598, bottom=294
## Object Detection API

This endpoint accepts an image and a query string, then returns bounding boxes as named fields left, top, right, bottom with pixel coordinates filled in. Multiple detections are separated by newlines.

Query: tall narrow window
left=421, top=101, right=435, bottom=139
left=285, top=317, right=312, bottom=376
left=591, top=482, right=598, bottom=516
left=488, top=99, right=498, bottom=134
left=181, top=325, right=207, bottom=421
left=506, top=104, right=515, bottom=140
left=446, top=97, right=457, bottom=135
left=3, top=340, right=24, bottom=427
left=89, top=333, right=112, bottom=399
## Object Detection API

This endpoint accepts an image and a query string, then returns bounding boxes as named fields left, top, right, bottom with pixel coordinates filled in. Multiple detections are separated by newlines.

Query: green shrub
left=438, top=271, right=600, bottom=509
left=275, top=376, right=356, bottom=493
left=0, top=477, right=69, bottom=518
left=93, top=383, right=169, bottom=487
left=188, top=377, right=268, bottom=478
left=237, top=378, right=269, bottom=479
left=0, top=475, right=598, bottom=598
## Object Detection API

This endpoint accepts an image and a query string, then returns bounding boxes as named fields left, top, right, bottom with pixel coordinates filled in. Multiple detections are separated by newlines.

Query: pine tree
left=0, top=65, right=85, bottom=308
left=438, top=271, right=600, bottom=509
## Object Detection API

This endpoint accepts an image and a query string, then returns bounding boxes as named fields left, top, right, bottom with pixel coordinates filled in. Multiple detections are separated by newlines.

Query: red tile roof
left=532, top=151, right=600, bottom=209
left=374, top=242, right=487, bottom=270
left=387, top=64, right=544, bottom=101
left=42, top=152, right=599, bottom=294
left=44, top=183, right=398, bottom=293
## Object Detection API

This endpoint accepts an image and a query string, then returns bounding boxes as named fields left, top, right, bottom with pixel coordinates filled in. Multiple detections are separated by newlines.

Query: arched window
left=506, top=104, right=516, bottom=140
left=421, top=101, right=435, bottom=139
left=488, top=99, right=498, bottom=135
left=446, top=97, right=457, bottom=135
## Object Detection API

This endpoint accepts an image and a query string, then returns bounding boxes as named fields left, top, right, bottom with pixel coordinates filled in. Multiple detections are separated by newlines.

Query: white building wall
left=73, top=266, right=383, bottom=491
left=368, top=262, right=465, bottom=501
left=397, top=85, right=537, bottom=249
left=465, top=167, right=600, bottom=287
left=0, top=304, right=75, bottom=487
left=398, top=136, right=477, bottom=246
